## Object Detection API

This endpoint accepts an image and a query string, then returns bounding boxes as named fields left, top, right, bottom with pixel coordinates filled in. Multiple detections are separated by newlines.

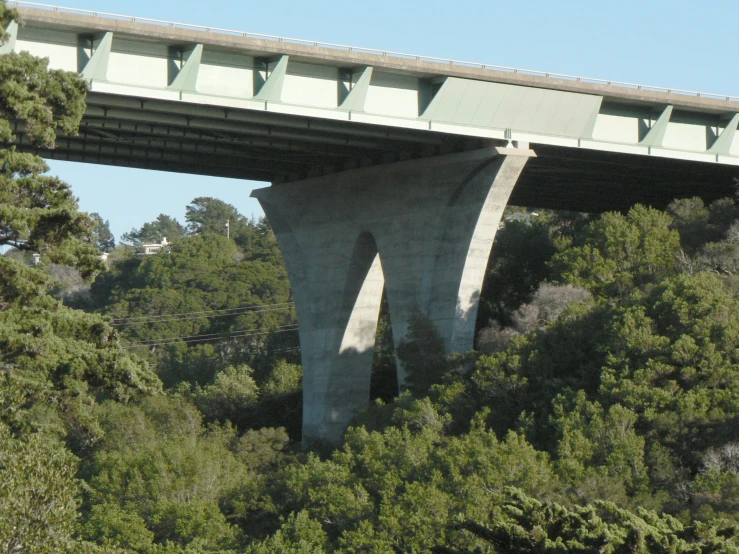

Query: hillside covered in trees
left=5, top=2, right=739, bottom=551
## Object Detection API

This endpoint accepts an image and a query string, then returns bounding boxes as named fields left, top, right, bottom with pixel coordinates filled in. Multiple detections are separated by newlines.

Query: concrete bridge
left=5, top=2, right=739, bottom=442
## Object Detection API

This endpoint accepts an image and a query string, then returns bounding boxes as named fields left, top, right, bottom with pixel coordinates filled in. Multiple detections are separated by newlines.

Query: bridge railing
left=9, top=0, right=739, bottom=103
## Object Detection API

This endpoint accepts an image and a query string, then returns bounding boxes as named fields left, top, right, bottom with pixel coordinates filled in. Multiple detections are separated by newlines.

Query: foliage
left=90, top=231, right=292, bottom=387
left=80, top=395, right=291, bottom=551
left=121, top=213, right=186, bottom=247
left=193, top=364, right=259, bottom=422
left=444, top=487, right=739, bottom=553
left=476, top=212, right=567, bottom=328
left=477, top=283, right=591, bottom=353
left=0, top=15, right=160, bottom=552
left=0, top=14, right=99, bottom=277
left=397, top=311, right=448, bottom=396
left=89, top=213, right=115, bottom=253
left=0, top=258, right=160, bottom=446
left=186, top=196, right=243, bottom=236
left=550, top=205, right=681, bottom=297
left=0, top=423, right=81, bottom=553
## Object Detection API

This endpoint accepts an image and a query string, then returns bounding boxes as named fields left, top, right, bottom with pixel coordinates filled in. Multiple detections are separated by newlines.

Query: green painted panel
left=489, top=87, right=527, bottom=129
left=169, top=44, right=203, bottom=92
left=0, top=21, right=18, bottom=55
left=708, top=113, right=739, bottom=154
left=511, top=88, right=547, bottom=131
left=419, top=77, right=603, bottom=138
left=423, top=78, right=468, bottom=121
left=547, top=93, right=582, bottom=135
left=565, top=96, right=603, bottom=137
left=339, top=66, right=373, bottom=112
left=254, top=55, right=289, bottom=102
left=640, top=105, right=673, bottom=147
left=81, top=32, right=113, bottom=81
left=450, top=81, right=487, bottom=125
left=525, top=90, right=564, bottom=134
left=470, top=84, right=508, bottom=127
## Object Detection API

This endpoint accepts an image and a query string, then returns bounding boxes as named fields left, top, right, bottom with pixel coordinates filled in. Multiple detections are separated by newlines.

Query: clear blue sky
left=35, top=0, right=739, bottom=241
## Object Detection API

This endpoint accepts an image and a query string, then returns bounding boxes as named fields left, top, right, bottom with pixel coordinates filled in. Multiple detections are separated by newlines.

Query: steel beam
left=708, top=114, right=739, bottom=155
left=81, top=32, right=113, bottom=81
left=640, top=105, right=673, bottom=147
left=84, top=94, right=448, bottom=146
left=168, top=44, right=203, bottom=94
left=338, top=66, right=373, bottom=112
left=0, top=20, right=18, bottom=55
left=254, top=55, right=289, bottom=102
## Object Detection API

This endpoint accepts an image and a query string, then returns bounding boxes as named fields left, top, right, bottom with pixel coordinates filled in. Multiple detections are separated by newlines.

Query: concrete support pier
left=251, top=146, right=535, bottom=444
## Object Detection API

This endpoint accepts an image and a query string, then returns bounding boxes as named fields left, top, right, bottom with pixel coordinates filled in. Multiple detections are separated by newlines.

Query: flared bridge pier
left=252, top=146, right=534, bottom=444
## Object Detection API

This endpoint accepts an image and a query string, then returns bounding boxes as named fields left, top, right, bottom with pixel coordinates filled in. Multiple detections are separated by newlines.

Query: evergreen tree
left=0, top=4, right=97, bottom=277
left=120, top=213, right=186, bottom=247
left=89, top=212, right=115, bottom=252
left=0, top=6, right=159, bottom=551
left=186, top=196, right=245, bottom=237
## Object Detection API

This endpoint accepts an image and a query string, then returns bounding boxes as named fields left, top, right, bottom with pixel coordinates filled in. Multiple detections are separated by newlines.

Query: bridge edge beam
left=254, top=55, right=289, bottom=102
left=640, top=104, right=673, bottom=148
left=338, top=66, right=373, bottom=112
left=168, top=43, right=204, bottom=94
left=80, top=31, right=113, bottom=82
left=708, top=113, right=739, bottom=155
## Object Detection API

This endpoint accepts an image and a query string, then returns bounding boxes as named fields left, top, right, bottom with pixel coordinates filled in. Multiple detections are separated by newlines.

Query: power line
left=121, top=324, right=299, bottom=349
left=110, top=302, right=295, bottom=325
left=123, top=324, right=298, bottom=346
left=112, top=303, right=295, bottom=327
left=111, top=302, right=295, bottom=323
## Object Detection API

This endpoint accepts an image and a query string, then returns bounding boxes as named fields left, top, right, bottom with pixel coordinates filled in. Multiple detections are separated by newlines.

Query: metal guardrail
left=10, top=0, right=739, bottom=103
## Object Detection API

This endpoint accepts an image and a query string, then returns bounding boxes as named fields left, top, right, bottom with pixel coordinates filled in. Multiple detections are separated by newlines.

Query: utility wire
left=112, top=303, right=295, bottom=327
left=110, top=301, right=295, bottom=324
left=121, top=324, right=299, bottom=349
left=123, top=324, right=298, bottom=346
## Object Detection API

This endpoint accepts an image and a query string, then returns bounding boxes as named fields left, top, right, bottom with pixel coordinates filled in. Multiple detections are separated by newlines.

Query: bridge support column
left=252, top=146, right=534, bottom=444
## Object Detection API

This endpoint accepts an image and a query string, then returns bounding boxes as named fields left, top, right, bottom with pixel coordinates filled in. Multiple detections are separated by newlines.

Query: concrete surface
left=252, top=146, right=533, bottom=443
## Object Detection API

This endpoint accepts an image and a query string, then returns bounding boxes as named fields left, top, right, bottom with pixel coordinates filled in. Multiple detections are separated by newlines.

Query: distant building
left=32, top=252, right=111, bottom=265
left=141, top=238, right=169, bottom=255
left=499, top=211, right=540, bottom=229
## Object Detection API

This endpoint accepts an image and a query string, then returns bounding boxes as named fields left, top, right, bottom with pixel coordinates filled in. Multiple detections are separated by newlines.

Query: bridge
left=5, top=2, right=739, bottom=443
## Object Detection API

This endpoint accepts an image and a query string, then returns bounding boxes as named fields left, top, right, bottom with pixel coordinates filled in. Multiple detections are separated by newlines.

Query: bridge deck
left=5, top=4, right=739, bottom=211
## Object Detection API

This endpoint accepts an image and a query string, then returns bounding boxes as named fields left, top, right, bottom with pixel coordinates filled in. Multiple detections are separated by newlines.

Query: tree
left=476, top=212, right=566, bottom=328
left=0, top=6, right=100, bottom=278
left=397, top=311, right=448, bottom=396
left=244, top=511, right=328, bottom=554
left=91, top=232, right=292, bottom=388
left=0, top=0, right=159, bottom=432
left=82, top=396, right=251, bottom=551
left=89, top=212, right=115, bottom=252
left=0, top=423, right=82, bottom=554
left=186, top=196, right=245, bottom=237
left=439, top=488, right=737, bottom=553
left=193, top=364, right=259, bottom=422
left=120, top=213, right=186, bottom=247
left=549, top=205, right=681, bottom=298
left=0, top=9, right=162, bottom=552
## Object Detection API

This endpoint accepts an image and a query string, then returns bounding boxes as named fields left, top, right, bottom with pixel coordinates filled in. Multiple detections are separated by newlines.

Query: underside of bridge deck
left=14, top=95, right=738, bottom=214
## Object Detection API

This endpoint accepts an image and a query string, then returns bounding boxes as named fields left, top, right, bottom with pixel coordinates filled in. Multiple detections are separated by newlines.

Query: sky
left=24, top=0, right=739, bottom=240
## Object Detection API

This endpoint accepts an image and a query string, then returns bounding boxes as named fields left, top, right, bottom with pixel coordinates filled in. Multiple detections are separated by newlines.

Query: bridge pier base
left=252, top=146, right=535, bottom=444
